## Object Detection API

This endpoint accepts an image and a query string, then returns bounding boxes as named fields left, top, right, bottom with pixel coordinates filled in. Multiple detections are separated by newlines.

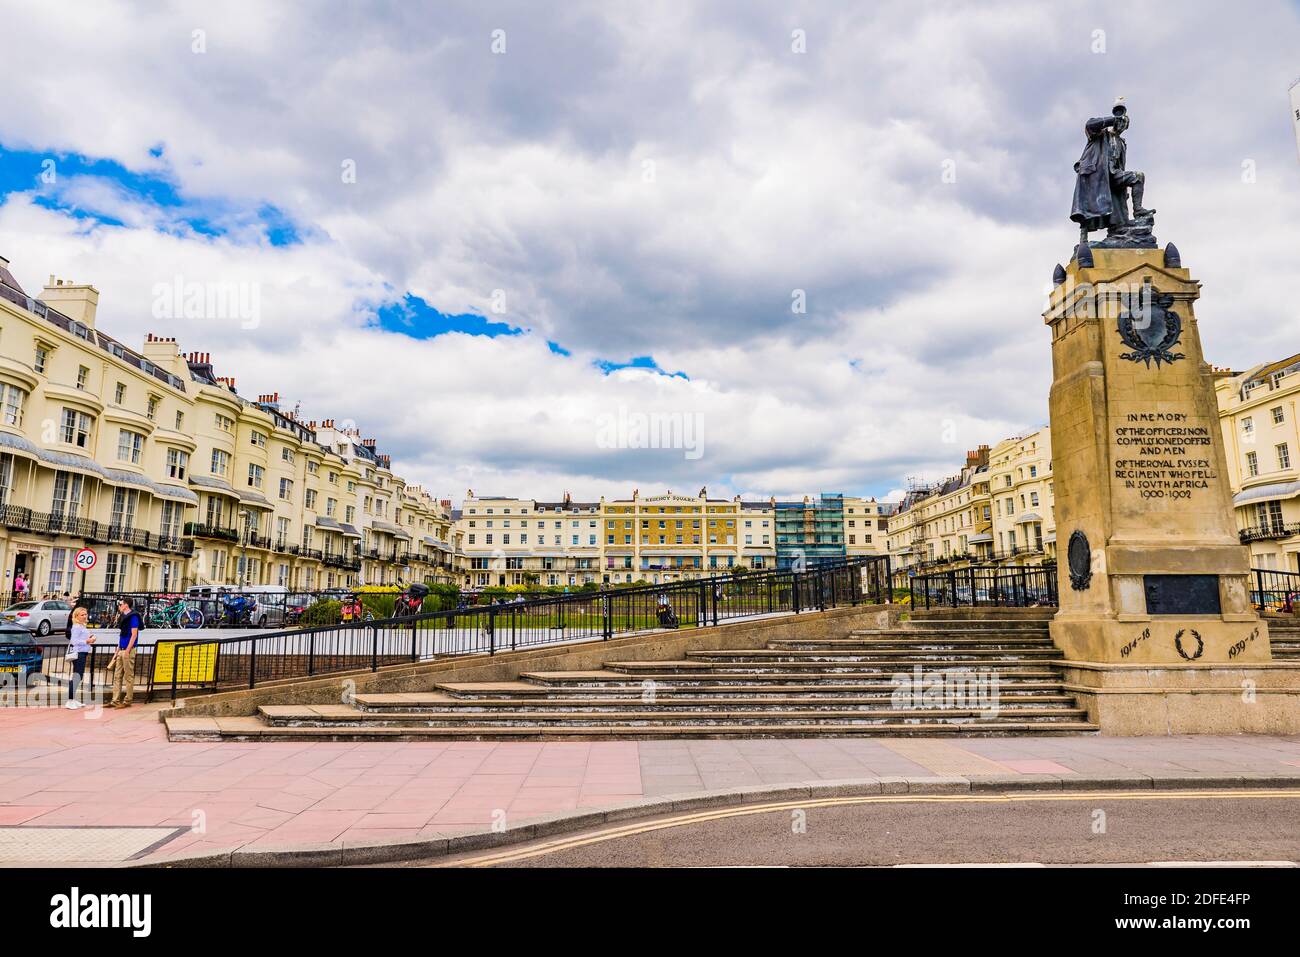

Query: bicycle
left=146, top=598, right=205, bottom=629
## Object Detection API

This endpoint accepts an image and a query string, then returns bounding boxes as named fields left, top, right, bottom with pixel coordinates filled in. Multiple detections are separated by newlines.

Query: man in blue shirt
left=110, top=598, right=140, bottom=708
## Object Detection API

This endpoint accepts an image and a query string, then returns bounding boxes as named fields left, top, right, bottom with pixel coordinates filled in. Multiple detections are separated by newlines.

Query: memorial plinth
left=1045, top=245, right=1267, bottom=665
left=1042, top=244, right=1300, bottom=734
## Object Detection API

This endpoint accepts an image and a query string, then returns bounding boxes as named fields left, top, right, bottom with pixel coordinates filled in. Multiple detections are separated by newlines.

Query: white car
left=1, top=599, right=73, bottom=637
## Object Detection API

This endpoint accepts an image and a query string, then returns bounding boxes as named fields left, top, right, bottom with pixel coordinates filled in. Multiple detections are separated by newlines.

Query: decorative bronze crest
left=1067, top=529, right=1092, bottom=591
left=1117, top=282, right=1184, bottom=368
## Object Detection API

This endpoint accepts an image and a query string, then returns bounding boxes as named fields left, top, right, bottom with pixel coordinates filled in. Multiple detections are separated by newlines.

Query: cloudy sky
left=1, top=1, right=1298, bottom=504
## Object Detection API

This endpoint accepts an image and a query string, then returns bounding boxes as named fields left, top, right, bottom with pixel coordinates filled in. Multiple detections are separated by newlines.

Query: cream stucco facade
left=1216, top=355, right=1300, bottom=575
left=0, top=255, right=456, bottom=598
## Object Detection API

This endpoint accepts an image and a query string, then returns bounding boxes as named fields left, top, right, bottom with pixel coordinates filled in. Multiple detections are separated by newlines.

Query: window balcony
left=184, top=521, right=240, bottom=543
left=1239, top=522, right=1300, bottom=543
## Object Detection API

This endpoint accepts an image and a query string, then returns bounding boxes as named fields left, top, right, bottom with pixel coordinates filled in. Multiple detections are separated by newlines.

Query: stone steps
left=421, top=679, right=1071, bottom=699
left=880, top=620, right=1052, bottom=632
left=778, top=637, right=1055, bottom=647
left=1265, top=622, right=1299, bottom=659
left=516, top=669, right=1064, bottom=687
left=350, top=692, right=1081, bottom=712
left=256, top=702, right=1090, bottom=729
left=166, top=612, right=1099, bottom=741
left=847, top=629, right=1050, bottom=634
left=165, top=714, right=1098, bottom=742
left=603, top=660, right=1063, bottom=674
left=687, top=649, right=1064, bottom=660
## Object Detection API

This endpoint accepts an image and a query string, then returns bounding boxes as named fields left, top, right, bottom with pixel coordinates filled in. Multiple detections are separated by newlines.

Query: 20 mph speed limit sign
left=74, top=548, right=97, bottom=571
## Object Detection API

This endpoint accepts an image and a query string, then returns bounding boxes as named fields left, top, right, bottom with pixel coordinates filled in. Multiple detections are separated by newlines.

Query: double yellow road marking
left=435, top=788, right=1300, bottom=867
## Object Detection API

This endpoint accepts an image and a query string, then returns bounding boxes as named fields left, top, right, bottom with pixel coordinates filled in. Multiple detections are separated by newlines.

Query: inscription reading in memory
left=1113, top=412, right=1217, bottom=500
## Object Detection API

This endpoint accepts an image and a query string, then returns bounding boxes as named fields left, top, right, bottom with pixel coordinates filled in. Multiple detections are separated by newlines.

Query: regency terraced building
left=889, top=366, right=1300, bottom=586
left=0, top=256, right=456, bottom=596
left=1216, top=354, right=1300, bottom=573
left=455, top=491, right=895, bottom=589
left=457, top=490, right=777, bottom=588
left=887, top=431, right=1056, bottom=583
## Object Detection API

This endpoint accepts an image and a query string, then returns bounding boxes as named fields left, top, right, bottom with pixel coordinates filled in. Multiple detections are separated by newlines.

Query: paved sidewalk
left=0, top=704, right=1298, bottom=865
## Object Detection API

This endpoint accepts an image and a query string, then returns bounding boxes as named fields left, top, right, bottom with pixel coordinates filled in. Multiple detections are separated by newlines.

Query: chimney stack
left=40, top=277, right=100, bottom=327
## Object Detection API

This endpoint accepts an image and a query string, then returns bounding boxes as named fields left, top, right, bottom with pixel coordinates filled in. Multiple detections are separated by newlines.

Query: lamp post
left=238, top=507, right=252, bottom=586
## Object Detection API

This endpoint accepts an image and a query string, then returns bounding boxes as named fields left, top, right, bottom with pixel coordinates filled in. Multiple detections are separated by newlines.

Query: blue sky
left=0, top=145, right=305, bottom=242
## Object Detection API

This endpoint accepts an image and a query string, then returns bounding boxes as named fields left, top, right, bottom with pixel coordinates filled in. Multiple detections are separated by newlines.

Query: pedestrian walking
left=64, top=606, right=95, bottom=710
left=13, top=572, right=27, bottom=602
left=109, top=597, right=140, bottom=709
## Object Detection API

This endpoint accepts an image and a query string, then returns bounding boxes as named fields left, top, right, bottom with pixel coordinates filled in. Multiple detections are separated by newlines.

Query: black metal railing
left=0, top=505, right=192, bottom=554
left=2, top=639, right=161, bottom=706
left=911, top=564, right=1300, bottom=613
left=910, top=564, right=1058, bottom=608
left=1251, top=568, right=1300, bottom=612
left=185, top=522, right=240, bottom=542
left=153, top=557, right=892, bottom=700
left=76, top=586, right=467, bottom=631
left=1240, top=523, right=1300, bottom=544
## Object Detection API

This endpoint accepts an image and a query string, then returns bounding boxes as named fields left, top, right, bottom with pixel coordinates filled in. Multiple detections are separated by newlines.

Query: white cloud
left=1, top=0, right=1298, bottom=503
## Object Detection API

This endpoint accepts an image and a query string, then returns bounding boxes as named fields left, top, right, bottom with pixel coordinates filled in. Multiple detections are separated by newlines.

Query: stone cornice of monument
left=1044, top=243, right=1195, bottom=331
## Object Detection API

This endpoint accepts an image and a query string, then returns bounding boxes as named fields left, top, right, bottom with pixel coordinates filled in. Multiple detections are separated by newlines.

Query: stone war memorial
left=1045, top=98, right=1299, bottom=733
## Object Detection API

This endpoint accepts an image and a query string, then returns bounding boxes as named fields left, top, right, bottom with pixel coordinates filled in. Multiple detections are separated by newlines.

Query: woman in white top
left=66, top=606, right=95, bottom=709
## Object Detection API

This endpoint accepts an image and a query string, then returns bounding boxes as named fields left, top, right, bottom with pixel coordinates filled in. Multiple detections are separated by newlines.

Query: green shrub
left=300, top=599, right=341, bottom=626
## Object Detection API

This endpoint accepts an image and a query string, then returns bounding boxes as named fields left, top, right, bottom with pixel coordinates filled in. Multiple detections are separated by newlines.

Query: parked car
left=1, top=599, right=72, bottom=637
left=284, top=593, right=315, bottom=625
left=234, top=586, right=291, bottom=627
left=0, top=624, right=43, bottom=677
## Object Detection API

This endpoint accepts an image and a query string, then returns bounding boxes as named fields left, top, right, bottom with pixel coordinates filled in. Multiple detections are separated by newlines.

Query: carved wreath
left=1174, top=629, right=1204, bottom=661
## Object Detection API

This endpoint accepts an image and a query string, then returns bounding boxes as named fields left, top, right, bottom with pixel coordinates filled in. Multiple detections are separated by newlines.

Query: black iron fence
left=0, top=639, right=160, bottom=706
left=153, top=556, right=892, bottom=700
left=75, top=587, right=464, bottom=631
left=1251, top=568, right=1300, bottom=612
left=909, top=565, right=1058, bottom=609
left=910, top=564, right=1300, bottom=613
left=0, top=504, right=194, bottom=555
left=1240, top=523, right=1300, bottom=544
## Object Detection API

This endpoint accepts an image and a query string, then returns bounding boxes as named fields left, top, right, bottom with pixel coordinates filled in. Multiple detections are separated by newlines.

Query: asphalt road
left=427, top=790, right=1300, bottom=868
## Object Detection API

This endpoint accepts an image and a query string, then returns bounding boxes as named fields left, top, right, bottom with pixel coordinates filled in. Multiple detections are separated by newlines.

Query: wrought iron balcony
left=1240, top=522, right=1300, bottom=543
left=184, top=521, right=240, bottom=543
left=0, top=505, right=193, bottom=554
left=323, top=551, right=362, bottom=571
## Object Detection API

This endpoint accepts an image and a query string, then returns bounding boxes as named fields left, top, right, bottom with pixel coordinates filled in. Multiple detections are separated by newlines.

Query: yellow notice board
left=151, top=640, right=218, bottom=684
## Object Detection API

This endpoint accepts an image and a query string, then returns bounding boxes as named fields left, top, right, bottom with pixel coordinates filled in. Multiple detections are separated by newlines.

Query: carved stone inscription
left=1112, top=411, right=1217, bottom=502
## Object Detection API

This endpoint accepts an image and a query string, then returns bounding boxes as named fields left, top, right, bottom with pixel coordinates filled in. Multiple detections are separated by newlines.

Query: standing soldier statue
left=1070, top=97, right=1155, bottom=247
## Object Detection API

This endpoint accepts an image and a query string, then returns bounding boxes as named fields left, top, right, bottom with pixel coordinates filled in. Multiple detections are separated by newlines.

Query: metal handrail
left=154, top=556, right=893, bottom=700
